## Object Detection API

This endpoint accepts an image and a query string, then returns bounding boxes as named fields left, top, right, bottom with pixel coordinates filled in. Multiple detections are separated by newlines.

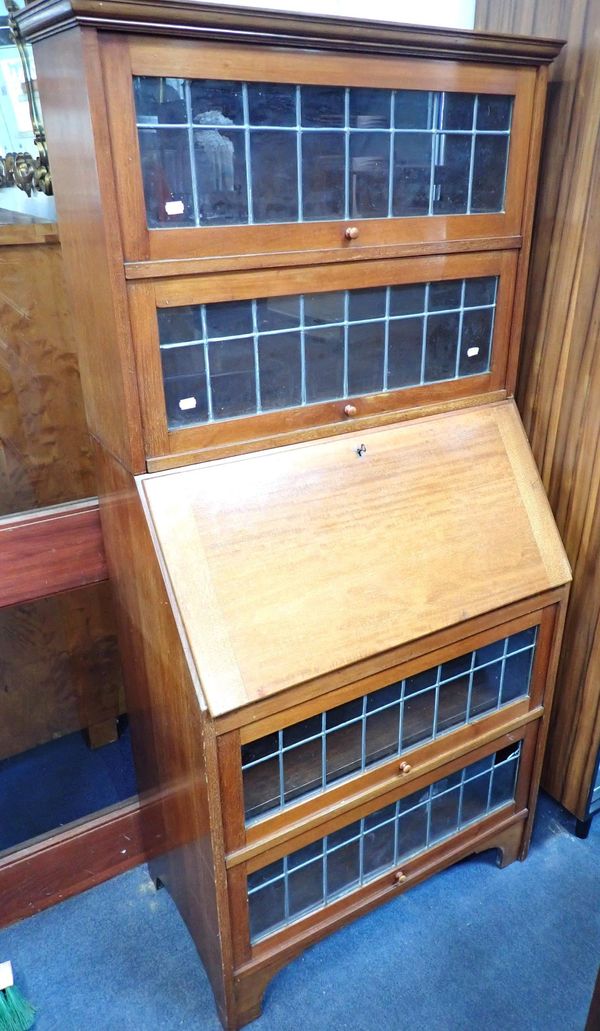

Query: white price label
left=179, top=397, right=197, bottom=411
left=467, top=346, right=480, bottom=358
left=0, top=962, right=14, bottom=991
left=165, top=200, right=185, bottom=215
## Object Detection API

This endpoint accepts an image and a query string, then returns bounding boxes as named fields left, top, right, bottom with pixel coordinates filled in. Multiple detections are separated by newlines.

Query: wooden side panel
left=0, top=799, right=149, bottom=930
left=0, top=235, right=95, bottom=515
left=0, top=579, right=124, bottom=762
left=95, top=444, right=236, bottom=1026
left=475, top=0, right=600, bottom=819
left=31, top=28, right=145, bottom=473
left=0, top=501, right=107, bottom=608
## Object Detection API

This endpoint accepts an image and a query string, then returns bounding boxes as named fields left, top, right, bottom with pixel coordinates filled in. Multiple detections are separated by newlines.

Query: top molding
left=18, top=0, right=564, bottom=64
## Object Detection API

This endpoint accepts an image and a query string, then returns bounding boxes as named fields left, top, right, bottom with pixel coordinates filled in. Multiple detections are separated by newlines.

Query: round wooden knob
left=345, top=226, right=359, bottom=240
left=395, top=871, right=407, bottom=885
left=399, top=761, right=412, bottom=774
left=344, top=404, right=357, bottom=417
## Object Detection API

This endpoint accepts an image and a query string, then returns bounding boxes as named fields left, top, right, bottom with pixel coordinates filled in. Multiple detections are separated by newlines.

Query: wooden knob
left=399, top=761, right=412, bottom=774
left=395, top=871, right=407, bottom=885
left=345, top=226, right=359, bottom=240
left=344, top=404, right=357, bottom=417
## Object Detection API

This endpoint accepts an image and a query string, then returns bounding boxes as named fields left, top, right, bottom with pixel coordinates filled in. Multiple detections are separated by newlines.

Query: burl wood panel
left=475, top=0, right=600, bottom=819
left=140, top=400, right=569, bottom=716
left=0, top=580, right=124, bottom=762
left=0, top=231, right=95, bottom=515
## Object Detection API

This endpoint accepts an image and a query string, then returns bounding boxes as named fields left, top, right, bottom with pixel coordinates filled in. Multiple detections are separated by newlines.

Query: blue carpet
left=0, top=722, right=137, bottom=853
left=0, top=792, right=598, bottom=1030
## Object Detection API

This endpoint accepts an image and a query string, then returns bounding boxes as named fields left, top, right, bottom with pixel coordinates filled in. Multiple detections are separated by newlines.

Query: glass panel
left=396, top=803, right=428, bottom=862
left=302, top=132, right=345, bottom=221
left=393, top=132, right=433, bottom=216
left=350, top=133, right=390, bottom=218
left=387, top=317, right=423, bottom=389
left=365, top=706, right=401, bottom=765
left=248, top=878, right=285, bottom=939
left=258, top=331, right=302, bottom=411
left=138, top=128, right=195, bottom=227
left=347, top=322, right=385, bottom=396
left=247, top=744, right=522, bottom=940
left=193, top=127, right=248, bottom=226
left=459, top=307, right=495, bottom=377
left=247, top=82, right=296, bottom=127
left=501, top=648, right=535, bottom=705
left=241, top=631, right=535, bottom=823
left=429, top=785, right=461, bottom=843
left=363, top=816, right=396, bottom=877
left=284, top=739, right=322, bottom=803
left=134, top=80, right=514, bottom=228
left=436, top=674, right=469, bottom=735
left=243, top=755, right=280, bottom=820
left=160, top=343, right=208, bottom=427
left=288, top=858, right=324, bottom=919
left=250, top=130, right=298, bottom=223
left=301, top=85, right=345, bottom=127
left=305, top=325, right=345, bottom=402
left=424, top=311, right=460, bottom=382
left=433, top=134, right=471, bottom=215
left=471, top=135, right=510, bottom=213
left=326, top=723, right=363, bottom=784
left=208, top=337, right=256, bottom=419
left=402, top=688, right=435, bottom=749
left=470, top=661, right=503, bottom=718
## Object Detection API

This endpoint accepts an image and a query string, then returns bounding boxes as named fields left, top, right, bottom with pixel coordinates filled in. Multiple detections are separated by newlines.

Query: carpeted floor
left=0, top=722, right=137, bottom=853
left=0, top=792, right=598, bottom=1031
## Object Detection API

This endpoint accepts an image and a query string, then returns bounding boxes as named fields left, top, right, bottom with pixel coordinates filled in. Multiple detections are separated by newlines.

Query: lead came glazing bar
left=247, top=743, right=523, bottom=942
left=134, top=78, right=513, bottom=229
left=241, top=627, right=537, bottom=823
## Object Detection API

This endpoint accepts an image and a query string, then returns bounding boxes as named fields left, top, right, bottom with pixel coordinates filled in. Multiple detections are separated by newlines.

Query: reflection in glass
left=247, top=744, right=522, bottom=940
left=133, top=78, right=514, bottom=228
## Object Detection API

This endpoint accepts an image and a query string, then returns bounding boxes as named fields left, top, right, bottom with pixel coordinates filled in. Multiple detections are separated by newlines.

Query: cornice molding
left=17, top=0, right=564, bottom=64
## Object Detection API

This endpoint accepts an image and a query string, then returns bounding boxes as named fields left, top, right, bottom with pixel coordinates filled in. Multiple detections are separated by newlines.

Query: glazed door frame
left=101, top=34, right=538, bottom=267
left=128, top=248, right=517, bottom=464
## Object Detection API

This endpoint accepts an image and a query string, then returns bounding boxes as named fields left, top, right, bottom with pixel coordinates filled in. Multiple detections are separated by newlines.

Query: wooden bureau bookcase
left=19, top=3, right=570, bottom=1026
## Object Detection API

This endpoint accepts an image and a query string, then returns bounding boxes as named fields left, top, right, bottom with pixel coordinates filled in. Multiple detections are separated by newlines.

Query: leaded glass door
left=102, top=38, right=537, bottom=265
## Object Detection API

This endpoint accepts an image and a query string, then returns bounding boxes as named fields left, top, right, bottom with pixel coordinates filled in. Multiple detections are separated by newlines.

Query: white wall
left=198, top=0, right=476, bottom=29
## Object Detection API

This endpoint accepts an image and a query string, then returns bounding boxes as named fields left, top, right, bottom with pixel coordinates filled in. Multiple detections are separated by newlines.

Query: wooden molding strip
left=0, top=498, right=108, bottom=608
left=18, top=0, right=564, bottom=64
left=0, top=799, right=147, bottom=930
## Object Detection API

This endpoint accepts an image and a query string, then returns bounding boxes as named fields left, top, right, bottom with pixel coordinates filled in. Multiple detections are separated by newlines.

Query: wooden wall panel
left=475, top=0, right=600, bottom=819
left=0, top=580, right=125, bottom=762
left=0, top=223, right=96, bottom=515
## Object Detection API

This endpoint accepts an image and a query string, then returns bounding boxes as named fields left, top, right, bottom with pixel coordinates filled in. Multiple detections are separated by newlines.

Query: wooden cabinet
left=20, top=3, right=569, bottom=1027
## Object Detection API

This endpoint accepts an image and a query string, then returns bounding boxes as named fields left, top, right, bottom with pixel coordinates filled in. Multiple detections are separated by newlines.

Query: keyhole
left=356, top=443, right=367, bottom=458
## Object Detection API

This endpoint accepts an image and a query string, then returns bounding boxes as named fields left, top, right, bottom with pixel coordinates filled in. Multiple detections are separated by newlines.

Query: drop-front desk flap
left=138, top=399, right=571, bottom=717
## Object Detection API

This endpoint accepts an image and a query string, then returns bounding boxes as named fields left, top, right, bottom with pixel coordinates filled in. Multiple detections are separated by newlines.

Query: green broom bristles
left=0, top=985, right=36, bottom=1031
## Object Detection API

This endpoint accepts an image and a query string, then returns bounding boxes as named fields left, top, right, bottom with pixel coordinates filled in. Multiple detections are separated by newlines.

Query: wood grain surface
left=140, top=401, right=570, bottom=716
left=0, top=579, right=124, bottom=761
left=0, top=234, right=95, bottom=515
left=476, top=0, right=600, bottom=819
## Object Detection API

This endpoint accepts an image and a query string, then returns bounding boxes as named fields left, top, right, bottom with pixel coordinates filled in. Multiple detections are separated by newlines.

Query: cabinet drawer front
left=245, top=741, right=522, bottom=944
left=103, top=38, right=536, bottom=266
left=241, top=625, right=537, bottom=826
left=129, top=250, right=516, bottom=462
